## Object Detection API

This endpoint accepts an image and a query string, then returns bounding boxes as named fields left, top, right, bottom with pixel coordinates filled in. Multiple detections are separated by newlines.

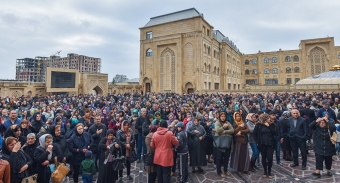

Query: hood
left=132, top=109, right=139, bottom=114
left=156, top=127, right=169, bottom=135
left=81, top=159, right=93, bottom=169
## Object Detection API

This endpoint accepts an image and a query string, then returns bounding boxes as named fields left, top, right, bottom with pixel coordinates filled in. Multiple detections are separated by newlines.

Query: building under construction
left=15, top=53, right=101, bottom=82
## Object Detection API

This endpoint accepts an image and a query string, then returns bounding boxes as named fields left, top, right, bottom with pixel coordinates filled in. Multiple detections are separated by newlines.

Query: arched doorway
left=184, top=82, right=194, bottom=94
left=143, top=77, right=151, bottom=93
left=160, top=47, right=175, bottom=92
left=91, top=86, right=103, bottom=95
left=309, top=46, right=326, bottom=75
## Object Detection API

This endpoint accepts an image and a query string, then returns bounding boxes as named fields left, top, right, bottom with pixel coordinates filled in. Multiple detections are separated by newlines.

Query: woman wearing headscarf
left=187, top=117, right=207, bottom=173
left=246, top=113, right=259, bottom=172
left=2, top=137, right=33, bottom=183
left=50, top=125, right=67, bottom=163
left=30, top=112, right=44, bottom=134
left=145, top=125, right=158, bottom=183
left=201, top=114, right=214, bottom=163
left=310, top=113, right=336, bottom=178
left=34, top=134, right=63, bottom=183
left=20, top=119, right=32, bottom=138
left=279, top=111, right=292, bottom=161
left=68, top=123, right=93, bottom=183
left=22, top=133, right=39, bottom=175
left=116, top=120, right=135, bottom=181
left=97, top=129, right=120, bottom=183
left=230, top=112, right=251, bottom=174
left=214, top=112, right=234, bottom=178
left=4, top=124, right=26, bottom=146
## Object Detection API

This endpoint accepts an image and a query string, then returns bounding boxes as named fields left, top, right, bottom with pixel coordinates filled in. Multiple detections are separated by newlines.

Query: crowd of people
left=0, top=91, right=339, bottom=183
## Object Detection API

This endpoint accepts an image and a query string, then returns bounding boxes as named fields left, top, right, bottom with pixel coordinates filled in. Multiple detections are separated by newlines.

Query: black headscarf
left=50, top=125, right=63, bottom=142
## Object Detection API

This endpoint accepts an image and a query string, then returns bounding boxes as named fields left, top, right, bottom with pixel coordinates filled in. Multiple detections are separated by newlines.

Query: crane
left=51, top=50, right=62, bottom=67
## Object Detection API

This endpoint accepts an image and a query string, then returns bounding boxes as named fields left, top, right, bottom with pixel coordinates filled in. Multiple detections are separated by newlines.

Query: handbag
left=213, top=135, right=232, bottom=149
left=51, top=157, right=69, bottom=183
left=143, top=153, right=154, bottom=166
left=112, top=148, right=125, bottom=171
left=328, top=128, right=338, bottom=145
left=128, top=149, right=138, bottom=162
left=21, top=174, right=38, bottom=183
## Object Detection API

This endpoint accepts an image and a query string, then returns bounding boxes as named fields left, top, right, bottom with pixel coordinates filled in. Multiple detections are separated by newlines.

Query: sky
left=1, top=0, right=340, bottom=81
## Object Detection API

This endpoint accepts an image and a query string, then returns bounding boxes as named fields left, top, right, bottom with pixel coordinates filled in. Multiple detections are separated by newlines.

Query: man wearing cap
left=316, top=101, right=336, bottom=121
left=175, top=122, right=189, bottom=183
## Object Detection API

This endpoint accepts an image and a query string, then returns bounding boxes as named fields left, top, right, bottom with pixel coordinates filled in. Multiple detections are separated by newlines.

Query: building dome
left=296, top=65, right=340, bottom=85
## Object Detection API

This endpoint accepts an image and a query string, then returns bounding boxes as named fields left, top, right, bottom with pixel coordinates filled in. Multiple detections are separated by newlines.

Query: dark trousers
left=73, top=165, right=80, bottom=183
left=156, top=165, right=171, bottom=183
left=171, top=151, right=177, bottom=173
left=290, top=138, right=307, bottom=166
left=178, top=153, right=188, bottom=183
left=216, top=148, right=231, bottom=175
left=137, top=134, right=147, bottom=159
left=92, top=152, right=100, bottom=171
left=119, top=159, right=131, bottom=177
left=148, top=171, right=157, bottom=183
left=261, top=145, right=274, bottom=175
left=275, top=137, right=281, bottom=163
left=315, top=154, right=332, bottom=170
left=82, top=174, right=93, bottom=183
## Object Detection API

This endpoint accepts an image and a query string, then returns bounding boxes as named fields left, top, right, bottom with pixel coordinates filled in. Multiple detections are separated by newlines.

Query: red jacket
left=151, top=127, right=179, bottom=167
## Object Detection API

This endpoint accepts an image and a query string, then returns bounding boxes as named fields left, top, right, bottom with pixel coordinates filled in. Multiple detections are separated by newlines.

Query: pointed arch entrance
left=309, top=46, right=326, bottom=75
left=160, top=47, right=175, bottom=92
left=91, top=86, right=103, bottom=95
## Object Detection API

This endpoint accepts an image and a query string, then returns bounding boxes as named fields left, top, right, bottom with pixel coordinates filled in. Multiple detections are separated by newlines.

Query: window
left=208, top=64, right=210, bottom=73
left=286, top=78, right=292, bottom=84
left=208, top=47, right=211, bottom=55
left=264, top=57, right=269, bottom=64
left=217, top=68, right=219, bottom=75
left=272, top=57, right=277, bottom=63
left=252, top=59, right=257, bottom=64
left=294, top=55, right=299, bottom=62
left=272, top=68, right=278, bottom=74
left=214, top=50, right=216, bottom=58
left=264, top=68, right=270, bottom=74
left=294, top=67, right=300, bottom=73
left=338, top=52, right=340, bottom=59
left=204, top=44, right=206, bottom=53
left=146, top=31, right=152, bottom=39
left=285, top=56, right=290, bottom=62
left=207, top=29, right=210, bottom=36
left=204, top=63, right=207, bottom=72
left=265, top=79, right=278, bottom=85
left=295, top=78, right=300, bottom=83
left=246, top=79, right=258, bottom=85
left=214, top=67, right=216, bottom=75
left=202, top=26, right=206, bottom=34
left=252, top=69, right=257, bottom=74
left=146, top=49, right=152, bottom=57
left=245, top=60, right=249, bottom=65
left=286, top=67, right=291, bottom=73
left=245, top=69, right=250, bottom=75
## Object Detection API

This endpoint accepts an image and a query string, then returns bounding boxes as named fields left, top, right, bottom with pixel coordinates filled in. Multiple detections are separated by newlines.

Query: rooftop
left=296, top=65, right=340, bottom=85
left=143, top=8, right=202, bottom=27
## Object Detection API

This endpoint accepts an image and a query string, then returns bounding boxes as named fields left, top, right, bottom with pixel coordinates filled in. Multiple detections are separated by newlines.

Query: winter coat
left=175, top=130, right=188, bottom=154
left=136, top=116, right=147, bottom=134
left=88, top=123, right=107, bottom=153
left=3, top=118, right=21, bottom=132
left=30, top=113, right=44, bottom=134
left=22, top=141, right=39, bottom=174
left=150, top=127, right=179, bottom=167
left=142, top=120, right=152, bottom=137
left=116, top=129, right=135, bottom=151
left=0, top=159, right=10, bottom=183
left=309, top=120, right=336, bottom=156
left=80, top=159, right=96, bottom=174
left=68, top=132, right=93, bottom=165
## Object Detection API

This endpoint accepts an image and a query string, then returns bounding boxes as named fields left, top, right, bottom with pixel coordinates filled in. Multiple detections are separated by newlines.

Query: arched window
left=252, top=69, right=257, bottom=74
left=214, top=50, right=216, bottom=58
left=208, top=64, right=210, bottom=73
left=309, top=46, right=325, bottom=75
left=294, top=67, right=300, bottom=73
left=208, top=47, right=211, bottom=55
left=237, top=61, right=240, bottom=67
left=252, top=59, right=257, bottom=64
left=214, top=67, right=216, bottom=75
left=272, top=68, right=278, bottom=74
left=245, top=60, right=250, bottom=65
left=217, top=68, right=219, bottom=75
left=286, top=67, right=291, bottom=73
left=272, top=57, right=277, bottom=63
left=264, top=57, right=269, bottom=63
left=232, top=71, right=235, bottom=77
left=286, top=78, right=292, bottom=84
left=294, top=55, right=299, bottom=62
left=285, top=56, right=290, bottom=62
left=264, top=68, right=270, bottom=74
left=204, top=63, right=207, bottom=72
left=245, top=69, right=250, bottom=75
left=146, top=48, right=153, bottom=57
left=204, top=44, right=206, bottom=53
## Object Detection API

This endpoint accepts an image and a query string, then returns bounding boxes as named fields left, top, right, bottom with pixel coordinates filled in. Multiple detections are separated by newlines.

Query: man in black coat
left=175, top=122, right=189, bottom=183
left=287, top=109, right=308, bottom=170
left=135, top=108, right=148, bottom=162
left=88, top=115, right=107, bottom=171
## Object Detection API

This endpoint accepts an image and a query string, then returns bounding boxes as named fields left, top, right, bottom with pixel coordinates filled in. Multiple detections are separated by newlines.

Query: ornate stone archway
left=160, top=47, right=175, bottom=92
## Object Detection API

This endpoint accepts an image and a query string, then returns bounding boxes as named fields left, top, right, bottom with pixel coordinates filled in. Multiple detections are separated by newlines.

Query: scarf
left=246, top=113, right=255, bottom=122
left=122, top=127, right=131, bottom=157
left=233, top=112, right=244, bottom=126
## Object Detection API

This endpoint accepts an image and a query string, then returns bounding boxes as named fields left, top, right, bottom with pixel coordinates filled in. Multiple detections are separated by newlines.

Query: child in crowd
left=80, top=151, right=96, bottom=183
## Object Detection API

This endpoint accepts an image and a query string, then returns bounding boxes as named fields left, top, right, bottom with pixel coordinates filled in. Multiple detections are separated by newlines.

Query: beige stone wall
left=0, top=82, right=46, bottom=97
left=140, top=16, right=242, bottom=94
left=108, top=83, right=142, bottom=94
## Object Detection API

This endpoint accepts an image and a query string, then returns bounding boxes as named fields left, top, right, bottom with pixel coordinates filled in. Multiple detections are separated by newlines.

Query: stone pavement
left=67, top=151, right=340, bottom=183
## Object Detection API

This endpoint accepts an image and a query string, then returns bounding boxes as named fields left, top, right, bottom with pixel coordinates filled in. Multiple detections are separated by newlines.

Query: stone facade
left=243, top=37, right=340, bottom=86
left=139, top=8, right=242, bottom=94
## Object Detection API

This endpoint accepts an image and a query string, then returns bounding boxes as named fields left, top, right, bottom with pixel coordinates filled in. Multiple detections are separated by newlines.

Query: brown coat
left=0, top=159, right=10, bottom=183
left=233, top=123, right=250, bottom=144
left=145, top=132, right=155, bottom=173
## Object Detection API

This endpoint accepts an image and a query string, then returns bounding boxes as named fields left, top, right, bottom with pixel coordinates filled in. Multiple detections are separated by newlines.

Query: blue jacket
left=3, top=118, right=21, bottom=131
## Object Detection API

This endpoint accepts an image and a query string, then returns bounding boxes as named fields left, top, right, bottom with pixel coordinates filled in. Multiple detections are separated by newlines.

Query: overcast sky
left=1, top=0, right=340, bottom=81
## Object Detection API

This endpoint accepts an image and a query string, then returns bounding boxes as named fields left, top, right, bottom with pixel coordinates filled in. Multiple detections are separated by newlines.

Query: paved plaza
left=67, top=150, right=340, bottom=183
